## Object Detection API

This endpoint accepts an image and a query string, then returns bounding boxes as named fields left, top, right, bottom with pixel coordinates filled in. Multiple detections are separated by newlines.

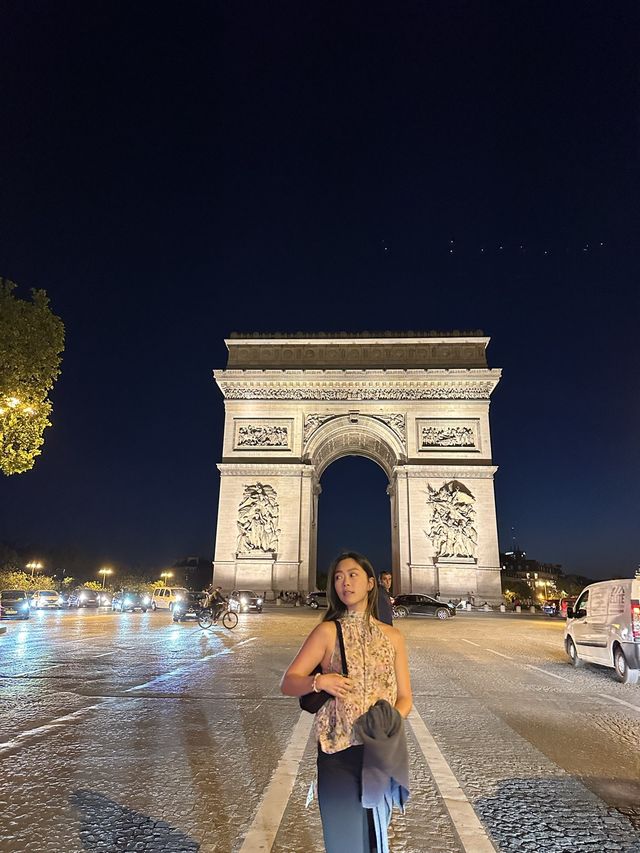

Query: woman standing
left=281, top=552, right=412, bottom=852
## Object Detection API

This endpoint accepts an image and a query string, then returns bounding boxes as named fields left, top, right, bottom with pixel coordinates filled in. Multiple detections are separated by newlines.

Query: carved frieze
left=426, top=480, right=477, bottom=559
left=236, top=483, right=280, bottom=555
left=416, top=419, right=480, bottom=452
left=220, top=382, right=495, bottom=401
left=233, top=419, right=292, bottom=451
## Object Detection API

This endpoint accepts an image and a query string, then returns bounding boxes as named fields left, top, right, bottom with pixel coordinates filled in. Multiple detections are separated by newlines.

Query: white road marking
left=239, top=710, right=314, bottom=852
left=0, top=702, right=112, bottom=756
left=461, top=639, right=481, bottom=647
left=409, top=708, right=496, bottom=852
left=484, top=648, right=512, bottom=659
left=12, top=663, right=67, bottom=677
left=525, top=664, right=570, bottom=682
left=127, top=636, right=257, bottom=691
left=0, top=636, right=259, bottom=752
left=598, top=693, right=640, bottom=714
left=90, top=651, right=115, bottom=658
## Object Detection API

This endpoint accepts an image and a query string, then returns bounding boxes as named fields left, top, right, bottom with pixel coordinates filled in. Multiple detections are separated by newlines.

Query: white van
left=564, top=578, right=640, bottom=683
left=151, top=587, right=189, bottom=612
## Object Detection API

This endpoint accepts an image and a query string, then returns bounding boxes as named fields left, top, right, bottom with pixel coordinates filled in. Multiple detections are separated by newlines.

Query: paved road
left=1, top=606, right=639, bottom=852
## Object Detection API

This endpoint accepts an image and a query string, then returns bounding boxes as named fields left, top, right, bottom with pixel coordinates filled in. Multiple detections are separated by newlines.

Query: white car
left=564, top=578, right=640, bottom=683
left=31, top=590, right=61, bottom=609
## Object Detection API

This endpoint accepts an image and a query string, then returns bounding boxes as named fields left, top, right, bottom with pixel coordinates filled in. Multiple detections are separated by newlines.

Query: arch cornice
left=304, top=415, right=405, bottom=480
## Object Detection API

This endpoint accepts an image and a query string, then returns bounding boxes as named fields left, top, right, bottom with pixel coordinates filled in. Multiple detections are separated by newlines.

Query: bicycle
left=197, top=605, right=238, bottom=630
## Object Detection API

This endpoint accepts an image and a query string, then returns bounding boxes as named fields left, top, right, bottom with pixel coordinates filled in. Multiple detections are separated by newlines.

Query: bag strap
left=335, top=619, right=348, bottom=675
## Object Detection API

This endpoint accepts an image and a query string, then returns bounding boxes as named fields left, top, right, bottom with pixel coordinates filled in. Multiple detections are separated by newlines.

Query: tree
left=0, top=279, right=65, bottom=475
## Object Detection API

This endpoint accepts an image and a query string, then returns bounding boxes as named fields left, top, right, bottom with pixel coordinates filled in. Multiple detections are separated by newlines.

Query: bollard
left=530, top=605, right=536, bottom=613
left=500, top=604, right=506, bottom=613
left=515, top=605, right=521, bottom=613
left=466, top=602, right=472, bottom=611
left=276, top=598, right=281, bottom=606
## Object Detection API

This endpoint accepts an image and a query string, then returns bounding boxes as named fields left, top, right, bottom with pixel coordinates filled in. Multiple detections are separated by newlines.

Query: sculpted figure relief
left=237, top=482, right=280, bottom=554
left=421, top=425, right=475, bottom=448
left=426, top=480, right=477, bottom=558
left=303, top=414, right=336, bottom=443
left=237, top=424, right=289, bottom=447
left=374, top=413, right=406, bottom=443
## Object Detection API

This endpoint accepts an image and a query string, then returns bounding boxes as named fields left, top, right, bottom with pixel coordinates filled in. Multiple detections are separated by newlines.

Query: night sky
left=1, top=2, right=639, bottom=581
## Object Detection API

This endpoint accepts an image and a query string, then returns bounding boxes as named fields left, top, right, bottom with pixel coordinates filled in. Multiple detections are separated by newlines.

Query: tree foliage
left=0, top=279, right=65, bottom=475
left=0, top=570, right=57, bottom=591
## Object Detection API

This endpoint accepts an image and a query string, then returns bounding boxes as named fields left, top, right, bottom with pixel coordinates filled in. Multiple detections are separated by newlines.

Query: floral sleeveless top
left=314, top=613, right=397, bottom=754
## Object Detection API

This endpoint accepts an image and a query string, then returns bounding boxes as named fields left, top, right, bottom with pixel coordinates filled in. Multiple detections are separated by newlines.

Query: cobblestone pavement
left=1, top=606, right=639, bottom=852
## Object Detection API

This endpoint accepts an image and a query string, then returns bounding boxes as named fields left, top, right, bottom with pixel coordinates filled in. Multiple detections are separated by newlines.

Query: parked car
left=31, top=590, right=61, bottom=609
left=172, top=591, right=207, bottom=622
left=66, top=588, right=100, bottom=608
left=0, top=589, right=31, bottom=619
left=564, top=578, right=640, bottom=683
left=151, top=587, right=189, bottom=612
left=542, top=599, right=560, bottom=616
left=306, top=591, right=328, bottom=609
left=111, top=590, right=151, bottom=613
left=393, top=594, right=456, bottom=620
left=228, top=590, right=263, bottom=613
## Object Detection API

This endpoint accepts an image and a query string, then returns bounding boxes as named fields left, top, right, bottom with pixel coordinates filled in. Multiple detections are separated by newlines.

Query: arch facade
left=212, top=333, right=503, bottom=603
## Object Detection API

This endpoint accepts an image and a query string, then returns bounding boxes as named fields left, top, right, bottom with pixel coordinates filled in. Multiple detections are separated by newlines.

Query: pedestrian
left=281, top=551, right=412, bottom=852
left=377, top=571, right=394, bottom=626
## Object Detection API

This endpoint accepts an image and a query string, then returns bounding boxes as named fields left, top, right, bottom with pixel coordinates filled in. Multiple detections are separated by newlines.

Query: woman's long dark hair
left=322, top=551, right=379, bottom=624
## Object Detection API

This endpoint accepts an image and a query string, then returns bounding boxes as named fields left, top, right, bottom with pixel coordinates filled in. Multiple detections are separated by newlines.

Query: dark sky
left=1, top=2, right=639, bottom=580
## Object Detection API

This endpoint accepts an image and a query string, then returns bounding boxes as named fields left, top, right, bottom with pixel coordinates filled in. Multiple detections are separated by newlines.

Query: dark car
left=393, top=594, right=456, bottom=620
left=228, top=590, right=263, bottom=613
left=172, top=591, right=207, bottom=622
left=542, top=599, right=560, bottom=616
left=66, top=588, right=100, bottom=608
left=111, top=590, right=151, bottom=613
left=0, top=589, right=31, bottom=620
left=306, top=591, right=328, bottom=609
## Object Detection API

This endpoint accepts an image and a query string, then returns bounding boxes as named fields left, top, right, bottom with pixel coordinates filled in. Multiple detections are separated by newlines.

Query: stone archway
left=212, top=332, right=503, bottom=603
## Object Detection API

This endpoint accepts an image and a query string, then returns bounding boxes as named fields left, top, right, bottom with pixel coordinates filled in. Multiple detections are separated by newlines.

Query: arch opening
left=315, top=456, right=392, bottom=589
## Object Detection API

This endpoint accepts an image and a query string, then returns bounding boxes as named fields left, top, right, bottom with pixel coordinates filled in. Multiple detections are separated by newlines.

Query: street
left=1, top=607, right=639, bottom=853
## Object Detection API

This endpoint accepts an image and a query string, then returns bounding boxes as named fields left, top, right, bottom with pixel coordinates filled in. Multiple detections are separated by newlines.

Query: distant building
left=171, top=556, right=213, bottom=590
left=500, top=549, right=563, bottom=601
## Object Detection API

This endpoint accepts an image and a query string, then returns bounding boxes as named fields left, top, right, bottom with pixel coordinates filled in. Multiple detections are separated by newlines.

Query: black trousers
left=317, top=745, right=377, bottom=853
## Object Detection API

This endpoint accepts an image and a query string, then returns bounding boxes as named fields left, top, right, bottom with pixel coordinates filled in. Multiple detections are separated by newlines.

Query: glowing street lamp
left=27, top=561, right=43, bottom=579
left=160, top=571, right=173, bottom=586
left=98, top=567, right=113, bottom=588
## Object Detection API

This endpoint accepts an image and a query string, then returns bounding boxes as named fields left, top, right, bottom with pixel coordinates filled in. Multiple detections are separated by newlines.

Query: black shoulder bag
left=299, top=619, right=348, bottom=714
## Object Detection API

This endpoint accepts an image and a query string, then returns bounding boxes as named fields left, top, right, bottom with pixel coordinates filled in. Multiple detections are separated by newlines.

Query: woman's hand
left=317, top=672, right=354, bottom=699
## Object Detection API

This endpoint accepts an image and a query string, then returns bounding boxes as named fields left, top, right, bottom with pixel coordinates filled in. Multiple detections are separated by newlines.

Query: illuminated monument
left=212, top=332, right=502, bottom=602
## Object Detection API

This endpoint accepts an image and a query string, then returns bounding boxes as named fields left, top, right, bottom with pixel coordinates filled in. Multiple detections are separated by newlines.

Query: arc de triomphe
left=212, top=332, right=503, bottom=603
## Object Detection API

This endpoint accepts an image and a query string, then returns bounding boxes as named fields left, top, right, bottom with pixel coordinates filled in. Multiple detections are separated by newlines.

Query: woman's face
left=334, top=558, right=374, bottom=611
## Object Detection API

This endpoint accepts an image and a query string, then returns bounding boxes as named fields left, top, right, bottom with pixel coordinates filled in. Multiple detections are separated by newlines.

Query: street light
left=98, top=567, right=113, bottom=588
left=160, top=571, right=173, bottom=586
left=27, top=561, right=43, bottom=579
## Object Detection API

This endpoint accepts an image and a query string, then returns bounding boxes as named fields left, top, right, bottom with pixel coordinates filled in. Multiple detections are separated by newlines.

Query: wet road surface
left=1, top=606, right=639, bottom=852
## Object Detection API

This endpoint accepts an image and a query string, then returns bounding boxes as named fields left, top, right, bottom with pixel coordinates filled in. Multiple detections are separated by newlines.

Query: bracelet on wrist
left=312, top=672, right=321, bottom=693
